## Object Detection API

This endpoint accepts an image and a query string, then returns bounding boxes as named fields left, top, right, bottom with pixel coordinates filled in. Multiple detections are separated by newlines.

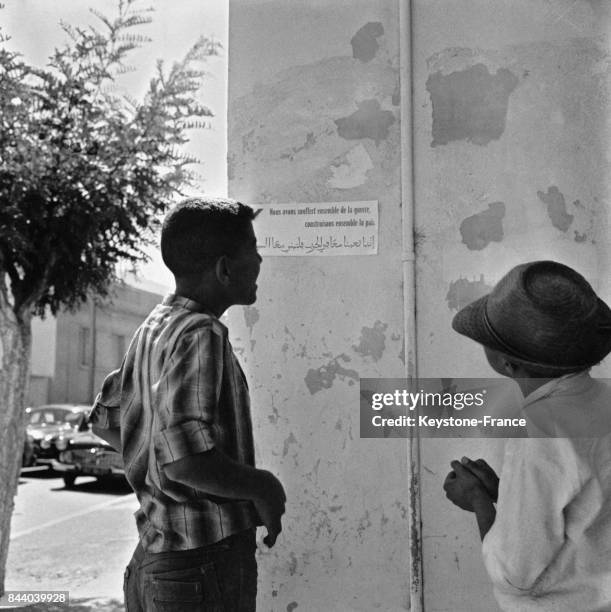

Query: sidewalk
left=5, top=493, right=139, bottom=611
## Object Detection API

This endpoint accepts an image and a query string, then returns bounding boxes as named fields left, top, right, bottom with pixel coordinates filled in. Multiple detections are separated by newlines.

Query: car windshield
left=28, top=408, right=84, bottom=427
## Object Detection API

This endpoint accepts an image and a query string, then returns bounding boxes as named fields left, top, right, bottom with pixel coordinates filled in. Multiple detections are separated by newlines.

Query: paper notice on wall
left=255, top=201, right=378, bottom=256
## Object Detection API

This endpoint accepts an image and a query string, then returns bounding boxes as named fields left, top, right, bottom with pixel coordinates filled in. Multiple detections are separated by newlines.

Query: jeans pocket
left=147, top=563, right=224, bottom=612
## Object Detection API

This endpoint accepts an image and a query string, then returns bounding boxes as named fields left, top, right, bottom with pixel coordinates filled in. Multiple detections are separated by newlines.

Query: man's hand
left=163, top=450, right=287, bottom=545
left=460, top=456, right=499, bottom=502
left=443, top=460, right=492, bottom=512
left=253, top=471, right=286, bottom=548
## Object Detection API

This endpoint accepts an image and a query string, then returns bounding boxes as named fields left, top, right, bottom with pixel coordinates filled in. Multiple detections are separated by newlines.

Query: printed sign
left=254, top=201, right=378, bottom=256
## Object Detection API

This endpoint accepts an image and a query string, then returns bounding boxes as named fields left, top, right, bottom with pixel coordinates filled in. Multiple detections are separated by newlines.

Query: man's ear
left=214, top=255, right=232, bottom=286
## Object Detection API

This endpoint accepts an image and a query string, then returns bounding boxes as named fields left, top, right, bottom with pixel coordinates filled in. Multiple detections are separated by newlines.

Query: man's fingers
left=450, top=460, right=472, bottom=478
left=460, top=457, right=493, bottom=479
left=263, top=521, right=282, bottom=548
left=458, top=457, right=498, bottom=501
left=263, top=533, right=277, bottom=548
left=442, top=471, right=456, bottom=491
left=460, top=458, right=486, bottom=479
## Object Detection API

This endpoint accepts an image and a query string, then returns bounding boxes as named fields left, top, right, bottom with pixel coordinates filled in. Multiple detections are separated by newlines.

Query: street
left=4, top=466, right=139, bottom=610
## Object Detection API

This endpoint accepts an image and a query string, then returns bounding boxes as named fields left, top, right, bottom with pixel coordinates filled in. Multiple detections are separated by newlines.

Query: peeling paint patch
left=268, top=402, right=280, bottom=425
left=328, top=144, right=373, bottom=189
left=394, top=500, right=408, bottom=520
left=353, top=321, right=388, bottom=361
left=282, top=432, right=298, bottom=457
left=287, top=553, right=298, bottom=577
left=243, top=306, right=260, bottom=333
left=280, top=131, right=317, bottom=161
left=574, top=231, right=588, bottom=243
left=446, top=275, right=492, bottom=311
left=350, top=22, right=384, bottom=63
left=537, top=186, right=574, bottom=232
left=426, top=63, right=518, bottom=146
left=304, top=356, right=359, bottom=394
left=335, top=99, right=395, bottom=145
left=460, top=201, right=505, bottom=250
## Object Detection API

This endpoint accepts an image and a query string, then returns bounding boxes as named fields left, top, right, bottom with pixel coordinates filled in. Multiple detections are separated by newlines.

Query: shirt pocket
left=146, top=563, right=224, bottom=612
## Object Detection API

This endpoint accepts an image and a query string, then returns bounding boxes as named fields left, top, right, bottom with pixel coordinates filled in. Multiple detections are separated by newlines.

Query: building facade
left=29, top=283, right=163, bottom=407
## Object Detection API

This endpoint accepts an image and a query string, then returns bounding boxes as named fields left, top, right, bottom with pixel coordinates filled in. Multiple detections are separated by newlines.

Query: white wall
left=30, top=316, right=56, bottom=378
left=228, top=1, right=410, bottom=609
left=414, top=1, right=610, bottom=610
left=228, top=0, right=611, bottom=610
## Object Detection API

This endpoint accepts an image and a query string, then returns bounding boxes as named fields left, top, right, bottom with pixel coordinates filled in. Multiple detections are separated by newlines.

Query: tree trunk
left=0, top=306, right=32, bottom=597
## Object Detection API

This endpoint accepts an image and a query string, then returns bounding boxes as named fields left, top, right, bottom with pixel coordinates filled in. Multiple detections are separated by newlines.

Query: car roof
left=26, top=404, right=90, bottom=413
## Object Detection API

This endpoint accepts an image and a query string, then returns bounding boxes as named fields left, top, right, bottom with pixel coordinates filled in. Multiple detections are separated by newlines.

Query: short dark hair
left=161, top=197, right=257, bottom=277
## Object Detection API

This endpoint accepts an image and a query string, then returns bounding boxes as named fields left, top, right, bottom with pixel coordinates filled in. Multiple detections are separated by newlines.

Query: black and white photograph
left=1, top=1, right=610, bottom=610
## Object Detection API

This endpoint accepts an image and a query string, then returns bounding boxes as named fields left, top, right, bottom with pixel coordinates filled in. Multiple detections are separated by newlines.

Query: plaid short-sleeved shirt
left=90, top=294, right=259, bottom=552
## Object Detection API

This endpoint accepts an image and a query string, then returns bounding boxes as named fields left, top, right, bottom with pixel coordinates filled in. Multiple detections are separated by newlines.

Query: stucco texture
left=413, top=1, right=610, bottom=611
left=228, top=1, right=408, bottom=610
left=228, top=0, right=611, bottom=610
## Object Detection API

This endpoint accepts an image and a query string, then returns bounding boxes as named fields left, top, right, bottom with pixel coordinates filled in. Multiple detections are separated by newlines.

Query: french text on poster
left=256, top=201, right=378, bottom=256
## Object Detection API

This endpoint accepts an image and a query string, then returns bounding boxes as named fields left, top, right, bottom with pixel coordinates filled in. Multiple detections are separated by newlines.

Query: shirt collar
left=162, top=293, right=217, bottom=316
left=522, top=369, right=592, bottom=408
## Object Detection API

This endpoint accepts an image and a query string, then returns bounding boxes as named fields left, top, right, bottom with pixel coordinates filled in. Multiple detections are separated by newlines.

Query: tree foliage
left=0, top=0, right=220, bottom=319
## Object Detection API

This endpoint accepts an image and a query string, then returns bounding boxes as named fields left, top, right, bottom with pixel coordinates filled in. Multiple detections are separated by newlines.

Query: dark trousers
left=124, top=529, right=257, bottom=611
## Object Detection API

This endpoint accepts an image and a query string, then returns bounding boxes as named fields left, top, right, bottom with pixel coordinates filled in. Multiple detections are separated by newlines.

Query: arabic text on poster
left=255, top=201, right=378, bottom=256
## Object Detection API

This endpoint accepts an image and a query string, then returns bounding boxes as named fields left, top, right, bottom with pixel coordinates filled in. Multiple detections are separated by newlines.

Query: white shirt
left=482, top=372, right=611, bottom=612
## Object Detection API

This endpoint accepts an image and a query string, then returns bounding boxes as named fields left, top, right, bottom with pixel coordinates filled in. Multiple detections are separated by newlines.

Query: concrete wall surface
left=228, top=0, right=610, bottom=611
left=413, top=1, right=610, bottom=610
left=228, top=1, right=409, bottom=610
left=30, top=316, right=57, bottom=378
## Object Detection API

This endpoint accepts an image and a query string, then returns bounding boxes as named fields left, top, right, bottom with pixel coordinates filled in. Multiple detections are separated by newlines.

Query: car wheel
left=63, top=474, right=77, bottom=488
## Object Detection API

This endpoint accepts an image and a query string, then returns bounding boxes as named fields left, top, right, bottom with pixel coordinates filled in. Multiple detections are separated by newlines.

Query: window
left=79, top=327, right=90, bottom=366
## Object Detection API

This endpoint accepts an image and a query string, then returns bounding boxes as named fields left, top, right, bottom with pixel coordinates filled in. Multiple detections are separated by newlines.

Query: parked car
left=51, top=422, right=125, bottom=488
left=26, top=404, right=91, bottom=467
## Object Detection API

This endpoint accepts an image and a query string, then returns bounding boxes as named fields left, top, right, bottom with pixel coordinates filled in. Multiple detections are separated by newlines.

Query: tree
left=0, top=0, right=220, bottom=593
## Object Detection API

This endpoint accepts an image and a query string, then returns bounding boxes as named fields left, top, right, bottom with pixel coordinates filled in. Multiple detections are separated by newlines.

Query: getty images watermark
left=359, top=378, right=611, bottom=438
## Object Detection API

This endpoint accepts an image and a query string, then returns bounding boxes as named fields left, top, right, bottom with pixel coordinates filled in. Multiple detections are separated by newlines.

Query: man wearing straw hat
left=443, top=260, right=611, bottom=611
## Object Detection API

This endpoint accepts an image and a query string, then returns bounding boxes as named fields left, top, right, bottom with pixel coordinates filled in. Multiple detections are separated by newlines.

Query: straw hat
left=452, top=261, right=611, bottom=372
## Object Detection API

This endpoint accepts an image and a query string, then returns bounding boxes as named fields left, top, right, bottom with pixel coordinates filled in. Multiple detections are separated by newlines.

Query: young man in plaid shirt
left=91, top=197, right=286, bottom=611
